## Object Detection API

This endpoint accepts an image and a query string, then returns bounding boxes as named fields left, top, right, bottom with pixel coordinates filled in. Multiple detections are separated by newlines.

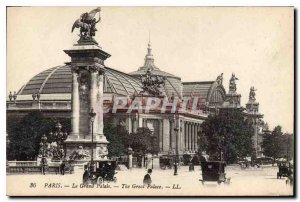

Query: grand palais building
left=6, top=35, right=264, bottom=157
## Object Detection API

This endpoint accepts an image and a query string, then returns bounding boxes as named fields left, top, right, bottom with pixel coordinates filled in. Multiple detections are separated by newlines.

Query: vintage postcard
left=6, top=6, right=294, bottom=196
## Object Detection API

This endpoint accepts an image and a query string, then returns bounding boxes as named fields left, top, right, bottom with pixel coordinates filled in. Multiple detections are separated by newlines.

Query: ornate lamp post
left=40, top=134, right=48, bottom=175
left=40, top=134, right=48, bottom=156
left=48, top=122, right=68, bottom=160
left=174, top=112, right=179, bottom=176
left=89, top=108, right=96, bottom=170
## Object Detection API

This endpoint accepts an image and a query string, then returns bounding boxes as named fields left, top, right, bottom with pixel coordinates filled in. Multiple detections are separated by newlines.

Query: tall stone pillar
left=194, top=124, right=198, bottom=152
left=89, top=70, right=99, bottom=135
left=159, top=120, right=163, bottom=152
left=126, top=116, right=132, bottom=134
left=176, top=118, right=180, bottom=153
left=180, top=120, right=185, bottom=152
left=184, top=122, right=188, bottom=151
left=97, top=73, right=104, bottom=136
left=132, top=113, right=138, bottom=133
left=194, top=124, right=199, bottom=151
left=138, top=116, right=143, bottom=127
left=162, top=119, right=170, bottom=152
left=191, top=123, right=195, bottom=151
left=64, top=40, right=111, bottom=161
left=169, top=119, right=174, bottom=151
left=188, top=123, right=192, bottom=151
left=70, top=68, right=80, bottom=138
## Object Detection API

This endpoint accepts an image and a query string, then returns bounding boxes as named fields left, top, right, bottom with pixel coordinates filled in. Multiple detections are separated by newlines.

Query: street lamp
left=89, top=108, right=96, bottom=171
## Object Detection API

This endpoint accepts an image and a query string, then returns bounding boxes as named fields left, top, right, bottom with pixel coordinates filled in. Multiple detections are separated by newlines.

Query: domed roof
left=129, top=41, right=183, bottom=97
left=18, top=65, right=143, bottom=98
left=16, top=41, right=184, bottom=100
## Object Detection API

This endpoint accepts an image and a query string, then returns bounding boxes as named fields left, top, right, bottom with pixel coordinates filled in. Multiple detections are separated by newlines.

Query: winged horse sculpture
left=71, top=7, right=101, bottom=39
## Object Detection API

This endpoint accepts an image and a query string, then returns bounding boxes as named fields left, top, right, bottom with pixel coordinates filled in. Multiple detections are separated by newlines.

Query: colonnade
left=124, top=115, right=202, bottom=153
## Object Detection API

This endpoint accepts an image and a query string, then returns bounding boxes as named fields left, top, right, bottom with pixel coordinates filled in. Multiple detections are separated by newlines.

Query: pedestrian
left=60, top=161, right=65, bottom=175
left=143, top=169, right=152, bottom=185
left=83, top=168, right=90, bottom=185
left=41, top=156, right=47, bottom=175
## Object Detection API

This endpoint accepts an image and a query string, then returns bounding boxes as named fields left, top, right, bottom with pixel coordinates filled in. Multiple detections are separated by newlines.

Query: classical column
left=170, top=119, right=174, bottom=151
left=143, top=119, right=147, bottom=128
left=180, top=120, right=185, bottom=152
left=194, top=124, right=199, bottom=151
left=176, top=119, right=180, bottom=153
left=194, top=124, right=198, bottom=151
left=71, top=67, right=80, bottom=136
left=184, top=122, right=188, bottom=151
left=159, top=120, right=163, bottom=152
left=132, top=113, right=138, bottom=133
left=126, top=116, right=132, bottom=134
left=89, top=70, right=99, bottom=135
left=191, top=123, right=195, bottom=151
left=189, top=122, right=192, bottom=151
left=97, top=72, right=104, bottom=135
left=162, top=119, right=170, bottom=152
left=138, top=116, right=143, bottom=128
left=186, top=123, right=189, bottom=151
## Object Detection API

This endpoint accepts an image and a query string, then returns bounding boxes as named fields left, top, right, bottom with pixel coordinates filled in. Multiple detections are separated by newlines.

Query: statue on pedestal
left=140, top=68, right=166, bottom=96
left=249, top=86, right=256, bottom=101
left=216, top=73, right=223, bottom=85
left=229, top=73, right=239, bottom=93
left=71, top=7, right=101, bottom=42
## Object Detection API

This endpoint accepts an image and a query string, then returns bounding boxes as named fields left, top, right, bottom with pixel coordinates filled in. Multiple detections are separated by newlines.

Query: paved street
left=7, top=165, right=293, bottom=196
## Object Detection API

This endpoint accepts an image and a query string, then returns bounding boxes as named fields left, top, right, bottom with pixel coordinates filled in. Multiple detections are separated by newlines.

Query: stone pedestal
left=64, top=40, right=111, bottom=161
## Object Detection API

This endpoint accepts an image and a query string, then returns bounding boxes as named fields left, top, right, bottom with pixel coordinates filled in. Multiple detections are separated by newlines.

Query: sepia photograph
left=5, top=6, right=294, bottom=196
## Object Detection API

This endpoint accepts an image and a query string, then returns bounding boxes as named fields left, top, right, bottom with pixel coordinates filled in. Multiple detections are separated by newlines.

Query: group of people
left=40, top=157, right=66, bottom=175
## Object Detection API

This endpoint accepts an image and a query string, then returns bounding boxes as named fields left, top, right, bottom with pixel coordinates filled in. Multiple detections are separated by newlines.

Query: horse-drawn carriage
left=277, top=161, right=292, bottom=179
left=159, top=155, right=174, bottom=169
left=83, top=160, right=117, bottom=184
left=199, top=161, right=230, bottom=185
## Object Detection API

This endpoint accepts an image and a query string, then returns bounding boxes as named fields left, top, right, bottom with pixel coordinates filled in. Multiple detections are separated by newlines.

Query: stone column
left=132, top=113, right=138, bottom=133
left=126, top=116, right=132, bottom=134
left=159, top=120, right=163, bottom=152
left=169, top=119, right=174, bottom=151
left=180, top=120, right=185, bottom=152
left=143, top=119, right=147, bottom=128
left=71, top=68, right=80, bottom=137
left=194, top=124, right=199, bottom=151
left=97, top=72, right=104, bottom=135
left=194, top=124, right=198, bottom=152
left=189, top=123, right=192, bottom=152
left=138, top=116, right=143, bottom=128
left=185, top=122, right=188, bottom=151
left=176, top=118, right=180, bottom=153
left=191, top=123, right=195, bottom=151
left=89, top=70, right=99, bottom=135
left=162, top=119, right=170, bottom=152
left=128, top=153, right=133, bottom=169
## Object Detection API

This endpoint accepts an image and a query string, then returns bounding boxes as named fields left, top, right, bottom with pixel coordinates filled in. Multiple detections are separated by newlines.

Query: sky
left=6, top=7, right=294, bottom=133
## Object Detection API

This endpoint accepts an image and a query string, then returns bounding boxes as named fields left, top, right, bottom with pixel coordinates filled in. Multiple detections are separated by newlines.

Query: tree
left=103, top=118, right=129, bottom=157
left=7, top=112, right=53, bottom=161
left=200, top=109, right=254, bottom=163
left=126, top=127, right=159, bottom=156
left=261, top=125, right=285, bottom=162
left=197, top=130, right=208, bottom=156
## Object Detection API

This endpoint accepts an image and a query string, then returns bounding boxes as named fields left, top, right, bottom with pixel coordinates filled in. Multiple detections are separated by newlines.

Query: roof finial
left=147, top=30, right=152, bottom=55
